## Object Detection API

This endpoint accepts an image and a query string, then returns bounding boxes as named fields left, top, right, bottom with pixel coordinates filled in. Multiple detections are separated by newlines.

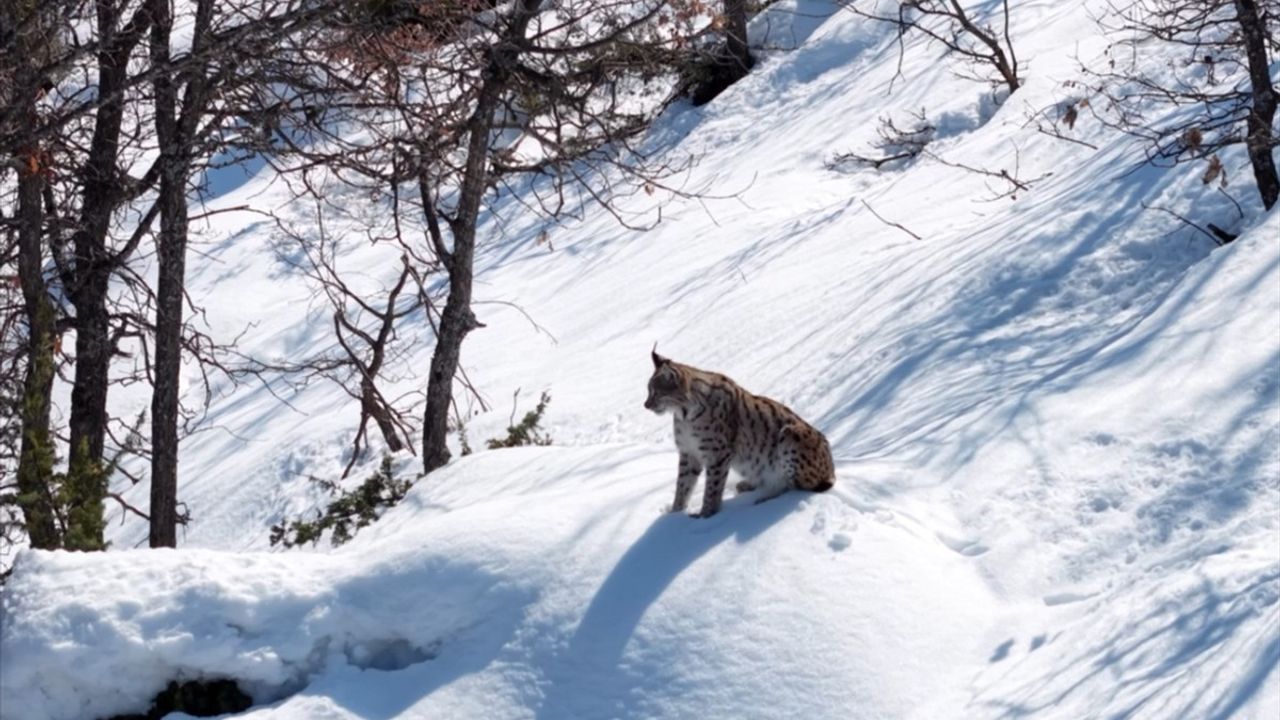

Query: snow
left=3, top=1, right=1279, bottom=719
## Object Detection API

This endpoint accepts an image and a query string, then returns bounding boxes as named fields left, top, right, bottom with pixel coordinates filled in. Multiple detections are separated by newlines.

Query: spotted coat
left=644, top=351, right=835, bottom=517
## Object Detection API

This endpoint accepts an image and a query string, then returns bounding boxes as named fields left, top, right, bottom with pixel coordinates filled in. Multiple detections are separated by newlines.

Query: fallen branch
left=1140, top=201, right=1230, bottom=246
left=861, top=199, right=922, bottom=240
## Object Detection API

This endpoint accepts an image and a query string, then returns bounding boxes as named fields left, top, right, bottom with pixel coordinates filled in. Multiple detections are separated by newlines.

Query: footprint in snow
left=810, top=502, right=857, bottom=551
left=935, top=531, right=990, bottom=557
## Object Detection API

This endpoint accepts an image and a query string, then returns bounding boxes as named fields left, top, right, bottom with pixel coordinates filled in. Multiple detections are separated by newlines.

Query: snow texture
left=3, top=1, right=1278, bottom=719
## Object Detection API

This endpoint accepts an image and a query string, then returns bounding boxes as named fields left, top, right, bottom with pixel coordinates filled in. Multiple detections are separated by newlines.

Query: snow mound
left=1, top=533, right=531, bottom=719
left=5, top=445, right=997, bottom=720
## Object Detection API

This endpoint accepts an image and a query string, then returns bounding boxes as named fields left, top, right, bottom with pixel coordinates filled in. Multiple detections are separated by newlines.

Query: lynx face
left=644, top=352, right=687, bottom=414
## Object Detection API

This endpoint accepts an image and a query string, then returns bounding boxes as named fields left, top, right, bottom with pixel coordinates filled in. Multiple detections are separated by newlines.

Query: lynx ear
left=651, top=343, right=667, bottom=368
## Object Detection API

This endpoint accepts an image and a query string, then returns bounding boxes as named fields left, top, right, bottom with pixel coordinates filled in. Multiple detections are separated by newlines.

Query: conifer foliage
left=269, top=455, right=411, bottom=549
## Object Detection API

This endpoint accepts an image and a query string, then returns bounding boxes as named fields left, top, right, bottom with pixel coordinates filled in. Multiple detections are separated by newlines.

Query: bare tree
left=1, top=0, right=343, bottom=552
left=145, top=0, right=335, bottom=546
left=3, top=0, right=65, bottom=550
left=1232, top=0, right=1277, bottom=209
left=147, top=0, right=204, bottom=548
left=265, top=206, right=423, bottom=479
left=256, top=0, right=712, bottom=476
left=841, top=0, right=1020, bottom=98
left=827, top=108, right=936, bottom=170
left=58, top=0, right=160, bottom=551
left=1087, top=0, right=1278, bottom=209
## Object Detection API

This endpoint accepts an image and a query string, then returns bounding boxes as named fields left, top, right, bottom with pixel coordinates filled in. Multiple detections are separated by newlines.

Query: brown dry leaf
left=1202, top=154, right=1223, bottom=185
left=1062, top=104, right=1078, bottom=130
left=1183, top=127, right=1204, bottom=151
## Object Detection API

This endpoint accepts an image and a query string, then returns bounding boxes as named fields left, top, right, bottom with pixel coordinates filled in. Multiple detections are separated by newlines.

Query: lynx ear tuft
left=651, top=343, right=667, bottom=368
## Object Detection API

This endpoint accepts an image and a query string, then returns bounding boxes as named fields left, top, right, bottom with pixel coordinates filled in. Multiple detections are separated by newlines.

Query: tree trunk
left=689, top=0, right=755, bottom=106
left=148, top=0, right=182, bottom=548
left=362, top=379, right=405, bottom=453
left=15, top=141, right=61, bottom=550
left=419, top=99, right=495, bottom=474
left=149, top=199, right=185, bottom=548
left=63, top=2, right=152, bottom=551
left=1234, top=0, right=1278, bottom=210
left=421, top=0, right=542, bottom=474
left=724, top=0, right=752, bottom=74
left=147, top=0, right=213, bottom=547
left=10, top=1, right=64, bottom=550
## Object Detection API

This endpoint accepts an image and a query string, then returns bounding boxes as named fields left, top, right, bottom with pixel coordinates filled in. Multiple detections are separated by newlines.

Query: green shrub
left=486, top=392, right=552, bottom=449
left=270, top=455, right=410, bottom=548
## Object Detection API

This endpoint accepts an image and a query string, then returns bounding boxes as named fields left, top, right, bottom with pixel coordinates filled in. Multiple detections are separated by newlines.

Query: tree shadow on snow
left=976, top=568, right=1280, bottom=719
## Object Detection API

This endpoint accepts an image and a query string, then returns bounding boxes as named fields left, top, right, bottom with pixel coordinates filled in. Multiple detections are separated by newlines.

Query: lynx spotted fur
left=644, top=350, right=835, bottom=518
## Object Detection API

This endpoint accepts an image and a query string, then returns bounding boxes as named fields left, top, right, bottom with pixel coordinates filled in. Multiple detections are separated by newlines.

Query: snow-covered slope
left=3, top=1, right=1278, bottom=719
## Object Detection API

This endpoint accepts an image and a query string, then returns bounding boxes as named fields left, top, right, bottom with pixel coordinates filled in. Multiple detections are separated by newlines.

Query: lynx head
left=645, top=347, right=688, bottom=414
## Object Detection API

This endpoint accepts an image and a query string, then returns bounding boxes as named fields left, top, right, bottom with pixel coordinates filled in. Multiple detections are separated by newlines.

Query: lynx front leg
left=696, top=456, right=731, bottom=518
left=671, top=453, right=702, bottom=513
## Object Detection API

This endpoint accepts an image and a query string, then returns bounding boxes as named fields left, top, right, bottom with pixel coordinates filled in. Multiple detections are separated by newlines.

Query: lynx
left=644, top=349, right=835, bottom=518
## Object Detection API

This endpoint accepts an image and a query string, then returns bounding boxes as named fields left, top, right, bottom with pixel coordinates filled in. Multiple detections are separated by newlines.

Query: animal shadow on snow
left=534, top=493, right=802, bottom=719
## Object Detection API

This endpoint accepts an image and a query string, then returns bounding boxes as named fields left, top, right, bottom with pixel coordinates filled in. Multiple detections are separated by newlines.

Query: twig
left=508, top=388, right=522, bottom=427
left=861, top=199, right=923, bottom=240
left=1140, top=201, right=1224, bottom=245
left=1218, top=187, right=1244, bottom=221
left=473, top=300, right=559, bottom=344
left=1035, top=125, right=1098, bottom=150
left=108, top=492, right=150, bottom=522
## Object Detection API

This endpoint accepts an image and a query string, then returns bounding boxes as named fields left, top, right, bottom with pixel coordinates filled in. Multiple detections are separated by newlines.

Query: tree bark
left=421, top=0, right=542, bottom=474
left=148, top=0, right=182, bottom=548
left=419, top=86, right=499, bottom=475
left=62, top=1, right=153, bottom=551
left=148, top=0, right=214, bottom=547
left=1233, top=0, right=1278, bottom=210
left=724, top=0, right=752, bottom=75
left=9, top=3, right=61, bottom=548
left=14, top=134, right=61, bottom=550
left=689, top=0, right=755, bottom=106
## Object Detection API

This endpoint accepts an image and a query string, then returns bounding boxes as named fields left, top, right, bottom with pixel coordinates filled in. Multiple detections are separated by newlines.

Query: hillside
left=2, top=1, right=1278, bottom=719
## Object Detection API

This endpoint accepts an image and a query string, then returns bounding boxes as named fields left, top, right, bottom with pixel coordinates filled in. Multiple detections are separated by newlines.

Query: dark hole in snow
left=345, top=637, right=441, bottom=671
left=103, top=679, right=251, bottom=720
